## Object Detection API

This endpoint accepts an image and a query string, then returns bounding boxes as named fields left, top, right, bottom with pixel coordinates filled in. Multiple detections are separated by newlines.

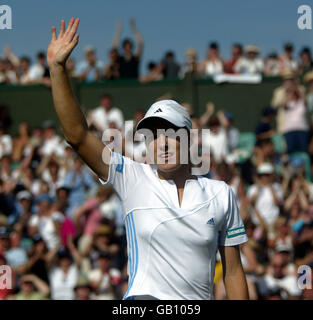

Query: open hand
left=47, top=18, right=80, bottom=68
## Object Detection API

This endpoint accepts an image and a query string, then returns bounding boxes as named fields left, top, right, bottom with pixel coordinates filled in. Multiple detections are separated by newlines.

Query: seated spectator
left=258, top=251, right=302, bottom=299
left=234, top=44, right=264, bottom=75
left=87, top=94, right=124, bottom=132
left=254, top=107, right=277, bottom=144
left=248, top=163, right=283, bottom=228
left=224, top=43, right=243, bottom=74
left=216, top=110, right=240, bottom=152
left=202, top=116, right=229, bottom=163
left=0, top=121, right=13, bottom=158
left=49, top=249, right=80, bottom=300
left=160, top=51, right=180, bottom=79
left=264, top=52, right=281, bottom=76
left=112, top=19, right=143, bottom=79
left=76, top=46, right=104, bottom=82
left=18, top=57, right=32, bottom=85
left=104, top=48, right=121, bottom=80
left=298, top=47, right=313, bottom=75
left=279, top=43, right=298, bottom=75
left=74, top=275, right=92, bottom=300
left=200, top=41, right=224, bottom=77
left=28, top=194, right=64, bottom=250
left=140, top=61, right=163, bottom=83
left=12, top=122, right=30, bottom=163
left=14, top=274, right=50, bottom=300
left=88, top=251, right=121, bottom=300
left=63, top=157, right=97, bottom=218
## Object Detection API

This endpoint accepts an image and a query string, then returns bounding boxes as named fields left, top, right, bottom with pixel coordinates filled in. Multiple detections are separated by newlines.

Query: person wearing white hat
left=47, top=18, right=249, bottom=300
left=247, top=163, right=283, bottom=227
left=234, top=44, right=264, bottom=75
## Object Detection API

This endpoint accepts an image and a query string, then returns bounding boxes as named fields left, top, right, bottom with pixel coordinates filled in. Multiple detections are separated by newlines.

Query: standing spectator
left=248, top=163, right=283, bottom=228
left=234, top=45, right=264, bottom=75
left=264, top=52, right=281, bottom=76
left=113, top=19, right=144, bottom=79
left=76, top=46, right=104, bottom=82
left=271, top=70, right=306, bottom=133
left=65, top=58, right=77, bottom=78
left=140, top=61, right=163, bottom=83
left=87, top=94, right=124, bottom=132
left=28, top=51, right=50, bottom=84
left=160, top=51, right=180, bottom=79
left=279, top=43, right=298, bottom=74
left=181, top=48, right=199, bottom=77
left=18, top=57, right=32, bottom=85
left=224, top=43, right=243, bottom=74
left=104, top=48, right=120, bottom=80
left=298, top=47, right=313, bottom=75
left=282, top=87, right=309, bottom=153
left=200, top=41, right=224, bottom=77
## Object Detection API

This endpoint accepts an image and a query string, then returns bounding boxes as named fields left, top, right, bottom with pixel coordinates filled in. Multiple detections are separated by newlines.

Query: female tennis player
left=47, top=17, right=249, bottom=300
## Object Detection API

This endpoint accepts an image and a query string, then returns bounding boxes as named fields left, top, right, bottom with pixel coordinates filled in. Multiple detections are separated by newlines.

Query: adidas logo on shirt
left=154, top=108, right=162, bottom=113
left=207, top=218, right=215, bottom=226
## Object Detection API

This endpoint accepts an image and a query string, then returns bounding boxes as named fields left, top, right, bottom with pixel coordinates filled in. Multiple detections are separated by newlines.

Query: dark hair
left=209, top=42, right=219, bottom=50
left=165, top=51, right=174, bottom=58
left=122, top=38, right=133, bottom=49
left=37, top=51, right=45, bottom=60
left=20, top=56, right=31, bottom=64
left=284, top=43, right=293, bottom=51
left=148, top=61, right=156, bottom=70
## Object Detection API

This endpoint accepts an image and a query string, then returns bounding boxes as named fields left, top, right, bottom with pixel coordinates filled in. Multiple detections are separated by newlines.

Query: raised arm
left=47, top=18, right=110, bottom=181
left=112, top=20, right=122, bottom=50
left=130, top=18, right=143, bottom=58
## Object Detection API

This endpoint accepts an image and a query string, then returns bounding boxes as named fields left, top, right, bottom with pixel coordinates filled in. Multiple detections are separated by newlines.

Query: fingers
left=58, top=20, right=65, bottom=38
left=51, top=26, right=57, bottom=41
left=65, top=17, right=80, bottom=42
left=65, top=17, right=75, bottom=33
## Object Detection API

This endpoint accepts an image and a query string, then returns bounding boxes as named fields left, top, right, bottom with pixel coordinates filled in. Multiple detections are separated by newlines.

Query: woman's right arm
left=48, top=18, right=111, bottom=180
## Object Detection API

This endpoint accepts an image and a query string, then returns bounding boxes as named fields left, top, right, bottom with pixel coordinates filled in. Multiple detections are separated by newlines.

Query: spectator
left=248, top=163, right=283, bottom=228
left=264, top=52, right=281, bottom=76
left=104, top=48, right=121, bottom=80
left=14, top=274, right=50, bottom=300
left=254, top=107, right=277, bottom=144
left=18, top=57, right=32, bottom=85
left=87, top=94, right=124, bottom=132
left=88, top=251, right=121, bottom=300
left=28, top=51, right=50, bottom=85
left=113, top=19, right=143, bottom=79
left=200, top=41, right=224, bottom=77
left=74, top=275, right=92, bottom=300
left=282, top=87, right=309, bottom=153
left=224, top=43, right=243, bottom=74
left=0, top=121, right=13, bottom=158
left=279, top=43, right=298, bottom=74
left=271, top=70, right=306, bottom=133
left=298, top=47, right=313, bottom=75
left=140, top=61, right=163, bottom=83
left=234, top=45, right=264, bottom=75
left=65, top=58, right=77, bottom=78
left=258, top=251, right=302, bottom=299
left=76, top=46, right=104, bottom=82
left=160, top=51, right=180, bottom=79
left=181, top=48, right=199, bottom=77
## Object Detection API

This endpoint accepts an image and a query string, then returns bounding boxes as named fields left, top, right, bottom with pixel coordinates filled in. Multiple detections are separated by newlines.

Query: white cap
left=17, top=190, right=32, bottom=201
left=257, top=162, right=274, bottom=175
left=136, top=100, right=192, bottom=131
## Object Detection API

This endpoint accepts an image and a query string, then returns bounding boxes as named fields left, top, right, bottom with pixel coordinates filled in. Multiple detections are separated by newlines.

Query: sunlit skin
left=144, top=118, right=194, bottom=182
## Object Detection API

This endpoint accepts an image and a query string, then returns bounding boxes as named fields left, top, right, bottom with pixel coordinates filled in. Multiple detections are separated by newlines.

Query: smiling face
left=144, top=119, right=189, bottom=174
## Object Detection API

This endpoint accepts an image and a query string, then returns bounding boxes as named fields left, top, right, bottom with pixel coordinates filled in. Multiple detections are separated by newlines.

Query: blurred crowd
left=1, top=20, right=313, bottom=86
left=1, top=20, right=313, bottom=300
